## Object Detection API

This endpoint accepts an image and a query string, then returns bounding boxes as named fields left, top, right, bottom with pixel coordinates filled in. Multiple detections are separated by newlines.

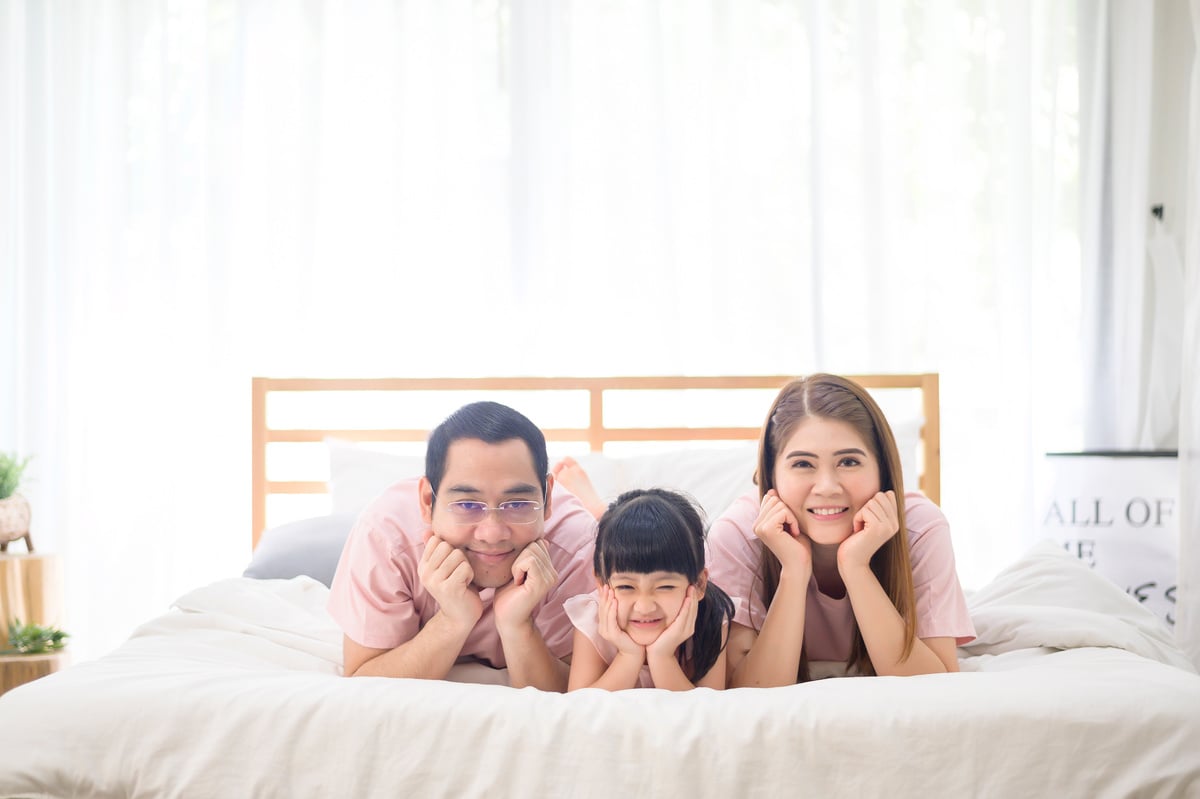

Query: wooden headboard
left=251, top=374, right=940, bottom=547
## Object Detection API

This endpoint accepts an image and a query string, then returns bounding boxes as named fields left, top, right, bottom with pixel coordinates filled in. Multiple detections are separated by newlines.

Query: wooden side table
left=0, top=553, right=64, bottom=627
left=0, top=651, right=67, bottom=695
left=0, top=553, right=66, bottom=694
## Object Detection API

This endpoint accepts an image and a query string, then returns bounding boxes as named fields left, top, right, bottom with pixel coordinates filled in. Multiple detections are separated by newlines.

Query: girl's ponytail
left=689, top=581, right=734, bottom=681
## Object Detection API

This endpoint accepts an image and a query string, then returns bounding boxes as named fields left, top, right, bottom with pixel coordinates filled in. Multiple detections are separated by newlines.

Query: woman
left=708, top=374, right=975, bottom=685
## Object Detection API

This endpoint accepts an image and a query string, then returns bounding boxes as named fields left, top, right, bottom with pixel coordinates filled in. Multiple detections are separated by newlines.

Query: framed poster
left=1035, top=452, right=1178, bottom=627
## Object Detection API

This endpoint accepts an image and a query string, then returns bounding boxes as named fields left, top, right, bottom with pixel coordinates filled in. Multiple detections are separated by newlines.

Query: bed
left=1, top=374, right=1198, bottom=798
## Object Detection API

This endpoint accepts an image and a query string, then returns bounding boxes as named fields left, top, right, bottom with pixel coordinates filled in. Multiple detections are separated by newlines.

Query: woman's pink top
left=706, top=490, right=976, bottom=663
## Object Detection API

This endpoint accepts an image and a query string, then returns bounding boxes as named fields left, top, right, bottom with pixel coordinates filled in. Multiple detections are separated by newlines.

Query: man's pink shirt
left=327, top=477, right=597, bottom=668
left=706, top=490, right=975, bottom=662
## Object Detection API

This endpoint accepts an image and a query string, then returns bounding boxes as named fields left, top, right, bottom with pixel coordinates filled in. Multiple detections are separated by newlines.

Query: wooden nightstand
left=1, top=552, right=66, bottom=695
left=0, top=651, right=67, bottom=695
left=1, top=553, right=63, bottom=626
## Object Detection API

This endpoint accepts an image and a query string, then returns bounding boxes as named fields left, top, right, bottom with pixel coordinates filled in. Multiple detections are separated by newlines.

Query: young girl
left=565, top=488, right=735, bottom=691
left=707, top=374, right=975, bottom=685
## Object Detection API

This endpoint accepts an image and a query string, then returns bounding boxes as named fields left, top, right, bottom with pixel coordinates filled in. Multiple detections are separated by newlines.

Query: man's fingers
left=450, top=560, right=474, bottom=586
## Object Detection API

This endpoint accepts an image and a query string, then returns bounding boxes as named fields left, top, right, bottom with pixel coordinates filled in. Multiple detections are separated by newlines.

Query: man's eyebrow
left=444, top=482, right=540, bottom=496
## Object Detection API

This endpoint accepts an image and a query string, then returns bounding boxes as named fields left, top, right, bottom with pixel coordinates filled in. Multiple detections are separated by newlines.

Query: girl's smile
left=605, top=571, right=695, bottom=646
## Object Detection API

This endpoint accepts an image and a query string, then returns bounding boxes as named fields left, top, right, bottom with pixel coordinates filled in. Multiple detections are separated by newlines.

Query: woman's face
left=771, top=416, right=882, bottom=546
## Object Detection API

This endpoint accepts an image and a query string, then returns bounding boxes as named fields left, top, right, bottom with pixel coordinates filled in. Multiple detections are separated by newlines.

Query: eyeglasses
left=433, top=493, right=544, bottom=525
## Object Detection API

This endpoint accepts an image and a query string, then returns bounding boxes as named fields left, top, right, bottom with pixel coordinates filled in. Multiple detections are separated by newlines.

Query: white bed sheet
left=1, top=544, right=1198, bottom=798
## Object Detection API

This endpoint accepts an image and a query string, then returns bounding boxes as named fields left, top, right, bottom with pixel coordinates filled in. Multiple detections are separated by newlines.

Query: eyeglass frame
left=430, top=492, right=545, bottom=525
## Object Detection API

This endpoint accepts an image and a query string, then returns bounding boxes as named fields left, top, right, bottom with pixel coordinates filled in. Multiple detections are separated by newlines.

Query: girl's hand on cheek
left=597, top=586, right=645, bottom=660
left=647, top=586, right=698, bottom=660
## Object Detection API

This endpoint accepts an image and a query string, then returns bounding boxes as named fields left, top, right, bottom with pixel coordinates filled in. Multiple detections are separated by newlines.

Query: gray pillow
left=243, top=513, right=358, bottom=587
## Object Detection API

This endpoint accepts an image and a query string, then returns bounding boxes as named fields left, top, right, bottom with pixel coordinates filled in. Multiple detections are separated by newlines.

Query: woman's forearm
left=841, top=564, right=947, bottom=676
left=728, top=572, right=809, bottom=687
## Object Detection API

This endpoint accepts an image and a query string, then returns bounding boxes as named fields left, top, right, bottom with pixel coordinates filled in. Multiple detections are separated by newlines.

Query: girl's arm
left=567, top=629, right=645, bottom=691
left=645, top=653, right=694, bottom=690
left=645, top=645, right=728, bottom=691
left=645, top=586, right=703, bottom=691
left=839, top=564, right=958, bottom=674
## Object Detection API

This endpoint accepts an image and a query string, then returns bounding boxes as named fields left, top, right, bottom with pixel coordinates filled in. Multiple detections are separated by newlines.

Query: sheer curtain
left=1179, top=0, right=1200, bottom=670
left=1078, top=0, right=1197, bottom=667
left=2, top=0, right=1079, bottom=659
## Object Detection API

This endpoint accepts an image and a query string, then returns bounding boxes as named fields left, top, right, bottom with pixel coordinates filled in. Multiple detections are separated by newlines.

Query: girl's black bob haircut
left=594, top=488, right=705, bottom=581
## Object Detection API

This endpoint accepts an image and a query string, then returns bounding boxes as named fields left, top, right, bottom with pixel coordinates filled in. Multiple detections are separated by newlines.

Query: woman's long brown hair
left=755, top=374, right=916, bottom=681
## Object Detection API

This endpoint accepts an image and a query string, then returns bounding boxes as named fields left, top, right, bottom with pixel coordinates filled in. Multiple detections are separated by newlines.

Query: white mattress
left=1, top=543, right=1197, bottom=798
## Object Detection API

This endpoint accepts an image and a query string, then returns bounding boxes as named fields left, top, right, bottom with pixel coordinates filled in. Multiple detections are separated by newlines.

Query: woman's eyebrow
left=784, top=448, right=867, bottom=458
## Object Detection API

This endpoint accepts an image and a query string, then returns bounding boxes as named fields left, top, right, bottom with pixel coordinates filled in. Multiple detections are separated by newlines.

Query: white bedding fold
left=1, top=542, right=1198, bottom=798
left=962, top=541, right=1194, bottom=671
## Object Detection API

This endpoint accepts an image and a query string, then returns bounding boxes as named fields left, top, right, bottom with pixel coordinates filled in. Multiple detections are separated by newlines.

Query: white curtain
left=1079, top=0, right=1198, bottom=667
left=1, top=0, right=1079, bottom=660
left=1079, top=1, right=1158, bottom=450
left=1178, top=0, right=1200, bottom=670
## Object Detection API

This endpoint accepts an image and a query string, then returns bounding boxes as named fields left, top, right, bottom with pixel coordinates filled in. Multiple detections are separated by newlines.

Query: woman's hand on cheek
left=754, top=490, right=813, bottom=579
left=646, top=586, right=698, bottom=660
left=837, top=490, right=899, bottom=572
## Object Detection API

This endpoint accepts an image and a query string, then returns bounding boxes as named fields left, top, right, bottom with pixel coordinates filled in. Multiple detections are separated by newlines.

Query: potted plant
left=1, top=619, right=69, bottom=694
left=0, top=451, right=33, bottom=552
left=4, top=619, right=68, bottom=655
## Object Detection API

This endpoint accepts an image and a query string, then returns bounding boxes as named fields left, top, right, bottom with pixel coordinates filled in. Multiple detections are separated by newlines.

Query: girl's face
left=603, top=570, right=703, bottom=646
left=771, top=416, right=882, bottom=546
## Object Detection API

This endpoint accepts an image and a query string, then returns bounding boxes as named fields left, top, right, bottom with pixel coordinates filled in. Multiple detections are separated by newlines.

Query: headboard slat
left=251, top=374, right=940, bottom=548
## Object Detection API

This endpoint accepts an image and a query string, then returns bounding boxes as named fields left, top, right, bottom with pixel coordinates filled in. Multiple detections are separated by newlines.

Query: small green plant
left=0, top=452, right=32, bottom=500
left=5, top=619, right=68, bottom=655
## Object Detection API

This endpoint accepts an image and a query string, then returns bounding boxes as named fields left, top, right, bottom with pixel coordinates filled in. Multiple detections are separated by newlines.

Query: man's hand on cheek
left=419, top=532, right=484, bottom=629
left=493, top=539, right=557, bottom=632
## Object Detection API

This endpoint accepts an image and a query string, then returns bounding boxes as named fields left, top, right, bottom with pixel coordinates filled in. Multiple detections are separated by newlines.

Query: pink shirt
left=327, top=476, right=597, bottom=668
left=706, top=490, right=975, bottom=663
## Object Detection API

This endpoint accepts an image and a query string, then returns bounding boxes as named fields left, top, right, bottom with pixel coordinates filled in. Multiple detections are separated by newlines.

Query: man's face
left=419, top=437, right=552, bottom=589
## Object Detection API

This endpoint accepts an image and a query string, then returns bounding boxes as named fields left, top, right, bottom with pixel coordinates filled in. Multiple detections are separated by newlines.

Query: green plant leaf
left=0, top=452, right=33, bottom=500
left=5, top=618, right=69, bottom=655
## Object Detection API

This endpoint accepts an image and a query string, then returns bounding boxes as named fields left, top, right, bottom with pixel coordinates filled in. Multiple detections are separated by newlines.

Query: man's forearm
left=349, top=612, right=474, bottom=679
left=498, top=621, right=569, bottom=691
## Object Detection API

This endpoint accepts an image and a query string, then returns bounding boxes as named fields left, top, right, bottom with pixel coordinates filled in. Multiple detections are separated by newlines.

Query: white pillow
left=327, top=439, right=758, bottom=520
left=891, top=418, right=922, bottom=494
left=327, top=438, right=425, bottom=515
left=611, top=446, right=758, bottom=520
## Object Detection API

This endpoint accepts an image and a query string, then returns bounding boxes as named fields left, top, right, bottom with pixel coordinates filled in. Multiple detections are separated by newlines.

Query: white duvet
left=1, top=543, right=1198, bottom=798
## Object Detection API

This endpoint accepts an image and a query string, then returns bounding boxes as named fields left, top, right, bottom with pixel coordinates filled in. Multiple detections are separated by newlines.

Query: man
left=327, top=401, right=596, bottom=691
